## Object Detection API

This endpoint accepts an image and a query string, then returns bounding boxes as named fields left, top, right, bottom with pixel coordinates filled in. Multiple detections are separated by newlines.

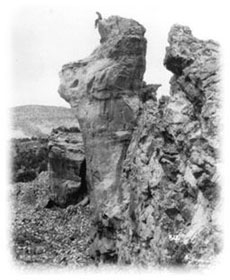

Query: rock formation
left=48, top=126, right=87, bottom=207
left=116, top=24, right=220, bottom=265
left=58, top=15, right=148, bottom=260
left=58, top=17, right=220, bottom=265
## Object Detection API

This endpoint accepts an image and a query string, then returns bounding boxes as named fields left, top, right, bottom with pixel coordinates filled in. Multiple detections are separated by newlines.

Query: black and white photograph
left=1, top=0, right=230, bottom=278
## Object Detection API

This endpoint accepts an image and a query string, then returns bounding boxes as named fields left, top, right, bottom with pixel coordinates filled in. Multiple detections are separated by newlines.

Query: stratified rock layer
left=58, top=17, right=220, bottom=265
left=48, top=127, right=86, bottom=207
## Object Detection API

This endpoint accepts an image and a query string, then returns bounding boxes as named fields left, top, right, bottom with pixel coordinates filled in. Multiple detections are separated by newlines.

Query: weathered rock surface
left=116, top=24, right=220, bottom=265
left=58, top=17, right=220, bottom=266
left=48, top=126, right=87, bottom=207
left=58, top=15, right=148, bottom=260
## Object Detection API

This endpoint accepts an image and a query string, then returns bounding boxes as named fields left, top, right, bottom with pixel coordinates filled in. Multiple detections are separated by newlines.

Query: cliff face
left=58, top=17, right=220, bottom=265
left=117, top=24, right=220, bottom=265
left=164, top=25, right=220, bottom=202
left=48, top=127, right=86, bottom=207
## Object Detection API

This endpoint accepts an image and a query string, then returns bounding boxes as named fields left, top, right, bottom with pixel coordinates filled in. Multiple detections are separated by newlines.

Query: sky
left=9, top=0, right=227, bottom=108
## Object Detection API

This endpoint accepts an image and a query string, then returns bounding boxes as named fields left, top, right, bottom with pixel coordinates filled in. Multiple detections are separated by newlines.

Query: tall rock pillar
left=58, top=16, right=147, bottom=261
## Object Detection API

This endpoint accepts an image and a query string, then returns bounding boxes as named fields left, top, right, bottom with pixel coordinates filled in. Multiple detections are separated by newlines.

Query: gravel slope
left=11, top=173, right=92, bottom=267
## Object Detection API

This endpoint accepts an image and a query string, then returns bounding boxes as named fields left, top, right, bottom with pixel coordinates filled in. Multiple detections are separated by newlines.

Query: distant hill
left=10, top=105, right=78, bottom=138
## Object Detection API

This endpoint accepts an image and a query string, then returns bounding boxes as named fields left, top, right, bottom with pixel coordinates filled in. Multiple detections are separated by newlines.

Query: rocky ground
left=11, top=172, right=92, bottom=267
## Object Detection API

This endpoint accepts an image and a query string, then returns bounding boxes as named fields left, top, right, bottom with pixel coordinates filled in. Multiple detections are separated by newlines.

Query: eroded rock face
left=117, top=24, right=220, bottom=265
left=58, top=15, right=147, bottom=258
left=164, top=24, right=220, bottom=151
left=58, top=17, right=220, bottom=265
left=48, top=126, right=86, bottom=207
